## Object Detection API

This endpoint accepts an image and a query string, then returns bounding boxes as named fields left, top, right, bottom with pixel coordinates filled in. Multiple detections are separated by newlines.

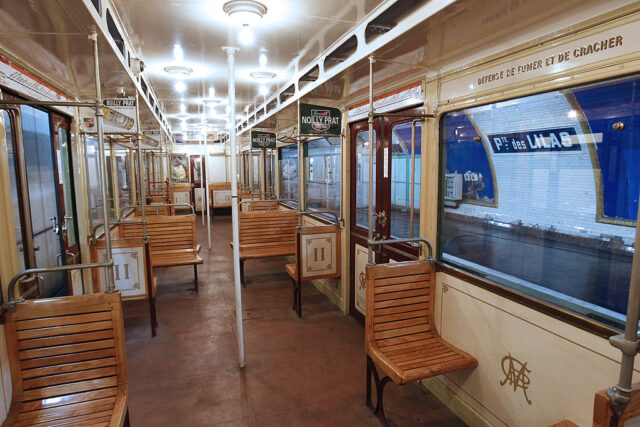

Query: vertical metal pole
left=135, top=92, right=147, bottom=241
left=367, top=57, right=375, bottom=264
left=223, top=46, right=245, bottom=368
left=90, top=31, right=115, bottom=292
left=608, top=192, right=640, bottom=415
left=200, top=137, right=204, bottom=225
left=409, top=120, right=419, bottom=239
left=297, top=100, right=304, bottom=213
left=205, top=136, right=211, bottom=250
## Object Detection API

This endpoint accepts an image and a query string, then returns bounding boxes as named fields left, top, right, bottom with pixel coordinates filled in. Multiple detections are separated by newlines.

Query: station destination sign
left=299, top=103, right=341, bottom=136
left=488, top=127, right=581, bottom=154
left=251, top=130, right=277, bottom=149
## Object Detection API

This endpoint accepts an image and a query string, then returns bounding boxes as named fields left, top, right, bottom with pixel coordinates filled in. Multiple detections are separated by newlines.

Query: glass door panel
left=354, top=130, right=376, bottom=229
left=4, top=111, right=26, bottom=272
left=21, top=105, right=66, bottom=297
left=390, top=122, right=422, bottom=238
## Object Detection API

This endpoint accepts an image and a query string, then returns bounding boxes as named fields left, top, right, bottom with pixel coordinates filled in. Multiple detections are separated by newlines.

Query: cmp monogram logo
left=500, top=353, right=532, bottom=405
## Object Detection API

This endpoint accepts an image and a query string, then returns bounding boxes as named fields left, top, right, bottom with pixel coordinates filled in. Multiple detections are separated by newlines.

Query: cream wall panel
left=435, top=272, right=637, bottom=426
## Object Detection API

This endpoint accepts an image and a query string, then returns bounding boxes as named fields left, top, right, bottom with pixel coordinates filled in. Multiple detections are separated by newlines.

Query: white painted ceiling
left=112, top=0, right=384, bottom=138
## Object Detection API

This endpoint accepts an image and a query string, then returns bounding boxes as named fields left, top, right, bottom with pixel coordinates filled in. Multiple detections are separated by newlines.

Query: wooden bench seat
left=238, top=210, right=297, bottom=286
left=119, top=215, right=203, bottom=291
left=365, top=260, right=477, bottom=424
left=3, top=292, right=129, bottom=427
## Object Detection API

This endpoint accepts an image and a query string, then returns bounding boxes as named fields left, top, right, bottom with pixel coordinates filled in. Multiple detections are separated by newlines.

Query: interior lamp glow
left=175, top=81, right=186, bottom=93
left=259, top=52, right=267, bottom=68
left=238, top=24, right=254, bottom=46
left=223, top=0, right=267, bottom=25
left=259, top=85, right=268, bottom=96
left=208, top=87, right=215, bottom=98
left=173, top=44, right=184, bottom=62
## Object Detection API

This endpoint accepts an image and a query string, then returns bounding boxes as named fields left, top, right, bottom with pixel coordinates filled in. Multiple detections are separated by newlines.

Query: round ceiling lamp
left=223, top=0, right=267, bottom=25
left=250, top=70, right=276, bottom=81
left=164, top=65, right=193, bottom=77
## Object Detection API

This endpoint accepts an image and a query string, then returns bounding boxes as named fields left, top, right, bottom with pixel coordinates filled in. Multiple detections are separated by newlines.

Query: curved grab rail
left=5, top=260, right=115, bottom=312
left=297, top=210, right=341, bottom=227
left=368, top=237, right=433, bottom=260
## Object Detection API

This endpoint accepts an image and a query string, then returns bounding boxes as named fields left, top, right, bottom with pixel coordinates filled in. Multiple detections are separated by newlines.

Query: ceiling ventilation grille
left=365, top=0, right=426, bottom=43
left=324, top=35, right=357, bottom=71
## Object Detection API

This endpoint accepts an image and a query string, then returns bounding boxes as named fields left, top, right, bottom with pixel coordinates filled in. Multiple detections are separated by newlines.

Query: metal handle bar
left=298, top=210, right=341, bottom=227
left=238, top=199, right=296, bottom=206
left=368, top=237, right=433, bottom=260
left=6, top=260, right=114, bottom=311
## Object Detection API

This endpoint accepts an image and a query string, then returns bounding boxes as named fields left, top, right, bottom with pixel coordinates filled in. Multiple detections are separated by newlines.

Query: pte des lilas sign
left=488, top=127, right=581, bottom=154
left=251, top=130, right=277, bottom=149
left=299, top=103, right=341, bottom=136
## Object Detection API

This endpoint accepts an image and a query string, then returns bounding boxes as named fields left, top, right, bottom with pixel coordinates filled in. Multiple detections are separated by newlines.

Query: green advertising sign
left=251, top=130, right=277, bottom=149
left=299, top=103, right=341, bottom=136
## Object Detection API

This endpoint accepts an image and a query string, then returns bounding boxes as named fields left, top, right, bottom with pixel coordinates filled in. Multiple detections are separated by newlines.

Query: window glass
left=252, top=151, right=260, bottom=193
left=84, top=134, right=105, bottom=233
left=355, top=130, right=375, bottom=228
left=390, top=122, right=421, bottom=238
left=4, top=111, right=25, bottom=271
left=279, top=144, right=299, bottom=204
left=115, top=145, right=131, bottom=212
left=440, top=75, right=638, bottom=329
left=306, top=137, right=340, bottom=217
left=58, top=127, right=77, bottom=246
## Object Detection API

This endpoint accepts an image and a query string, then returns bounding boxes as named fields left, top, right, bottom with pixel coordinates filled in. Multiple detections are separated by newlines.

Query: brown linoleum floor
left=122, top=213, right=467, bottom=427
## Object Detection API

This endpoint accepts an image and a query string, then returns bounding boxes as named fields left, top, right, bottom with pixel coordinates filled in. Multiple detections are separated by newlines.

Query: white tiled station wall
left=444, top=91, right=635, bottom=245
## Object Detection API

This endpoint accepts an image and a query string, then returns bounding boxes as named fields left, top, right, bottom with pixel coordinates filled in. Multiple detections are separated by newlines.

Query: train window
left=279, top=144, right=299, bottom=205
left=115, top=145, right=132, bottom=213
left=251, top=151, right=260, bottom=193
left=84, top=134, right=105, bottom=232
left=439, top=74, right=640, bottom=329
left=390, top=122, right=421, bottom=238
left=4, top=111, right=25, bottom=271
left=355, top=130, right=376, bottom=228
left=58, top=127, right=77, bottom=247
left=306, top=137, right=341, bottom=217
left=106, top=10, right=125, bottom=57
left=91, top=0, right=101, bottom=15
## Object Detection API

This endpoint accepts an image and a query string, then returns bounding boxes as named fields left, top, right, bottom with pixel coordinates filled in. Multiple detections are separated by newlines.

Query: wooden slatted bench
left=238, top=210, right=298, bottom=286
left=365, top=260, right=477, bottom=425
left=119, top=215, right=203, bottom=291
left=3, top=292, right=129, bottom=427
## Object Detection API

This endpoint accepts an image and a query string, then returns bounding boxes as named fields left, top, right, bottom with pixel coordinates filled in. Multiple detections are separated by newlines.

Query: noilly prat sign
left=299, top=103, right=341, bottom=136
left=251, top=130, right=277, bottom=149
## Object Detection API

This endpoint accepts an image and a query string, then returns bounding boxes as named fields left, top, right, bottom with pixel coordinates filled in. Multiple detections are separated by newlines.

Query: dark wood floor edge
left=435, top=261, right=620, bottom=339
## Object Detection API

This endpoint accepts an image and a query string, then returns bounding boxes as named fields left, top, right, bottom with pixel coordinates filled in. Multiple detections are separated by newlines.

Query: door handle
left=50, top=217, right=59, bottom=235
left=62, top=215, right=72, bottom=232
left=373, top=210, right=387, bottom=227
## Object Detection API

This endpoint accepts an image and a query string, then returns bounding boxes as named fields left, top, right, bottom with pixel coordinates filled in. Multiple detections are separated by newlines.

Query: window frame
left=435, top=73, right=640, bottom=337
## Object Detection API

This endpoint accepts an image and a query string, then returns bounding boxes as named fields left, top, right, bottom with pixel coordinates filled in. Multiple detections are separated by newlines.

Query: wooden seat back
left=294, top=224, right=341, bottom=281
left=238, top=210, right=297, bottom=249
left=119, top=215, right=197, bottom=253
left=366, top=260, right=477, bottom=384
left=594, top=383, right=640, bottom=426
left=4, top=292, right=128, bottom=416
left=135, top=205, right=171, bottom=216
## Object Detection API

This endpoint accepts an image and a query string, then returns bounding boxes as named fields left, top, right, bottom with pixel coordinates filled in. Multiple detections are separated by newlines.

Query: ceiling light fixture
left=164, top=65, right=193, bottom=77
left=259, top=51, right=267, bottom=68
left=180, top=103, right=186, bottom=113
left=238, top=24, right=254, bottom=46
left=208, top=87, right=215, bottom=98
left=175, top=81, right=186, bottom=93
left=259, top=85, right=268, bottom=96
left=250, top=70, right=276, bottom=81
left=223, top=0, right=267, bottom=25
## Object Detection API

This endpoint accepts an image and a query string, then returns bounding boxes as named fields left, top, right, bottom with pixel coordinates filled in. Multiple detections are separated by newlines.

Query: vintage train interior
left=0, top=0, right=640, bottom=425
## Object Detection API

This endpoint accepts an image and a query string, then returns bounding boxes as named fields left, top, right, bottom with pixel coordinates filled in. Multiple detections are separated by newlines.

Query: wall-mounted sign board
left=251, top=130, right=277, bottom=149
left=299, top=103, right=341, bottom=136
left=80, top=98, right=137, bottom=133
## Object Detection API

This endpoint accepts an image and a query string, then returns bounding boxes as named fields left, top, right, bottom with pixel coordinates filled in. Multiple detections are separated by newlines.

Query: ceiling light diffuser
left=173, top=44, right=184, bottom=62
left=175, top=81, right=186, bottom=93
left=250, top=70, right=276, bottom=81
left=259, top=85, right=268, bottom=96
left=223, top=0, right=267, bottom=25
left=164, top=65, right=193, bottom=77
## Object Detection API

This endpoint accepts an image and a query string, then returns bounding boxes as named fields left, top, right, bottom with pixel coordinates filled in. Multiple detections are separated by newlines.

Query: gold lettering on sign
left=500, top=353, right=532, bottom=405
